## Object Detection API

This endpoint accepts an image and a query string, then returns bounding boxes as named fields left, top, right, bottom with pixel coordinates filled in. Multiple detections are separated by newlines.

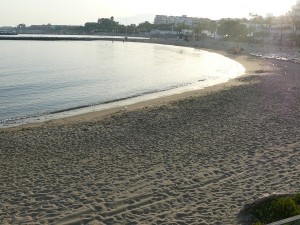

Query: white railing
left=266, top=215, right=300, bottom=225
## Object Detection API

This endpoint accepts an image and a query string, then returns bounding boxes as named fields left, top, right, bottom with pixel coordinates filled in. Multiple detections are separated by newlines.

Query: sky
left=0, top=0, right=297, bottom=27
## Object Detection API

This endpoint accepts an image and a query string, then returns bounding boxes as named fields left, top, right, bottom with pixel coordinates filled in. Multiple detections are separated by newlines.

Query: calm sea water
left=0, top=40, right=245, bottom=126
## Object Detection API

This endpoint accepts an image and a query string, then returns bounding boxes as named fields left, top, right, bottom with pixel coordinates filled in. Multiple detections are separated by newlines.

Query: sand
left=0, top=46, right=300, bottom=225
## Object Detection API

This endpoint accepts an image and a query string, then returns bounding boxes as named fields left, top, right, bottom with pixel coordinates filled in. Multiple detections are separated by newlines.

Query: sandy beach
left=1, top=46, right=300, bottom=225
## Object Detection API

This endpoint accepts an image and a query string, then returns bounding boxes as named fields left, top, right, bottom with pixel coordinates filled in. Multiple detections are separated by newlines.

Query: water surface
left=0, top=40, right=245, bottom=127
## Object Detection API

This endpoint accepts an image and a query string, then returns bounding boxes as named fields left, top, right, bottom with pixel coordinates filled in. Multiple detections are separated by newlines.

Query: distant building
left=154, top=15, right=209, bottom=27
left=0, top=26, right=16, bottom=35
left=0, top=26, right=15, bottom=32
left=153, top=3, right=300, bottom=45
left=150, top=29, right=178, bottom=35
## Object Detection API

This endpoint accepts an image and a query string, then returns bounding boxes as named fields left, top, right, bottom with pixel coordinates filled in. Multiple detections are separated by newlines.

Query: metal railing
left=266, top=215, right=300, bottom=225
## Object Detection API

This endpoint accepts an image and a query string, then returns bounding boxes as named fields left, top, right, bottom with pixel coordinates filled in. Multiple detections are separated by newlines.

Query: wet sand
left=1, top=50, right=300, bottom=225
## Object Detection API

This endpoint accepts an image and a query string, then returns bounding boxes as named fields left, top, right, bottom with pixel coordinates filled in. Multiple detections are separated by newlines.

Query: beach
left=1, top=48, right=300, bottom=225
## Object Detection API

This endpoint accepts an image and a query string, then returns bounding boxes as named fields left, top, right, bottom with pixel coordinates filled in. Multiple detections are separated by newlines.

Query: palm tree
left=276, top=15, right=291, bottom=46
left=265, top=16, right=274, bottom=44
left=249, top=13, right=265, bottom=40
left=291, top=7, right=300, bottom=46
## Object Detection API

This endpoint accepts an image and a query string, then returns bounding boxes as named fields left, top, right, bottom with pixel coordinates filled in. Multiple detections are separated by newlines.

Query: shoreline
left=1, top=45, right=256, bottom=131
left=1, top=40, right=300, bottom=225
left=2, top=35, right=297, bottom=130
left=0, top=38, right=247, bottom=130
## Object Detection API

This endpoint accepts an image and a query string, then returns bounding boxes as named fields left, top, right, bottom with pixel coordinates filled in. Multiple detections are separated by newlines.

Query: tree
left=208, top=20, right=217, bottom=37
left=17, top=24, right=26, bottom=29
left=137, top=21, right=153, bottom=33
left=193, top=22, right=203, bottom=39
left=97, top=17, right=119, bottom=32
left=265, top=16, right=274, bottom=43
left=84, top=22, right=99, bottom=32
left=116, top=24, right=126, bottom=34
left=248, top=13, right=257, bottom=37
left=175, top=23, right=189, bottom=33
left=217, top=19, right=248, bottom=40
left=289, top=8, right=300, bottom=46
left=276, top=15, right=288, bottom=45
left=16, top=24, right=26, bottom=33
left=126, top=24, right=137, bottom=35
left=248, top=14, right=265, bottom=41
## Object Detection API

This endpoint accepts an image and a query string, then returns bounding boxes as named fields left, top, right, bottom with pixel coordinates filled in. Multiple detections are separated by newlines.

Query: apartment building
left=154, top=15, right=206, bottom=27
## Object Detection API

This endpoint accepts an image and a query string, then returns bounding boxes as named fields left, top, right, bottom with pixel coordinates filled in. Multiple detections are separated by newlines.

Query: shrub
left=268, top=197, right=299, bottom=222
left=252, top=222, right=264, bottom=225
left=292, top=193, right=300, bottom=205
left=250, top=194, right=300, bottom=224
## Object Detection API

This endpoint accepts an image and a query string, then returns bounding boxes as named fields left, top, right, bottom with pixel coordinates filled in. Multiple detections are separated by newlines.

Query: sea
left=0, top=36, right=245, bottom=127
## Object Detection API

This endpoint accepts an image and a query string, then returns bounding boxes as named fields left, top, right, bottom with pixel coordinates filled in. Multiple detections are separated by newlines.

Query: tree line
left=15, top=13, right=300, bottom=45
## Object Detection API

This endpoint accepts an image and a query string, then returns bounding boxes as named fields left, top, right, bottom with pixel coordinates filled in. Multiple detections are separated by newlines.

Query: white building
left=150, top=29, right=178, bottom=35
left=154, top=15, right=206, bottom=27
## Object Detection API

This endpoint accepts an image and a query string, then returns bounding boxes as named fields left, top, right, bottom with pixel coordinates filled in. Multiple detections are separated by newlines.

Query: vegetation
left=250, top=194, right=300, bottom=225
left=217, top=19, right=248, bottom=40
left=13, top=10, right=300, bottom=46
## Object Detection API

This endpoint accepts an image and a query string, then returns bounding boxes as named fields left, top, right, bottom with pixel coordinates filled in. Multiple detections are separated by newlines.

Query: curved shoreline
left=1, top=39, right=300, bottom=225
left=0, top=35, right=151, bottom=44
left=0, top=39, right=246, bottom=129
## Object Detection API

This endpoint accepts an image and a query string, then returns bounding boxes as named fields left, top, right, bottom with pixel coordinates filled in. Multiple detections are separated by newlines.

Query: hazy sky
left=0, top=0, right=297, bottom=26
